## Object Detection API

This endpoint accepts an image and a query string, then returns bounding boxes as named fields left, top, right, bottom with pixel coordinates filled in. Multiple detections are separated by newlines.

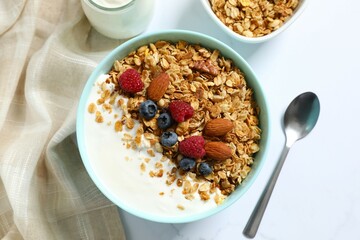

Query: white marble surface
left=117, top=0, right=360, bottom=239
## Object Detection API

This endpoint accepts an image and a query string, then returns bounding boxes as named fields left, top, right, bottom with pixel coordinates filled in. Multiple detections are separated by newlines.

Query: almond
left=204, top=141, right=232, bottom=161
left=147, top=72, right=170, bottom=101
left=204, top=118, right=233, bottom=137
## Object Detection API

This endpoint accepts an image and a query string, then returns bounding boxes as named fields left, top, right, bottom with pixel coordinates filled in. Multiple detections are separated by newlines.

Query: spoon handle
left=243, top=145, right=290, bottom=238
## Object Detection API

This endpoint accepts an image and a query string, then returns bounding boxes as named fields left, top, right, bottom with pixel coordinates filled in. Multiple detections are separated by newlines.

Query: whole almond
left=204, top=118, right=233, bottom=137
left=204, top=141, right=232, bottom=161
left=147, top=72, right=170, bottom=101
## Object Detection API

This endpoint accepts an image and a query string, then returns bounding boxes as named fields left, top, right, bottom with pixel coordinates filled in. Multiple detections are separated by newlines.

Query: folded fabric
left=0, top=0, right=127, bottom=239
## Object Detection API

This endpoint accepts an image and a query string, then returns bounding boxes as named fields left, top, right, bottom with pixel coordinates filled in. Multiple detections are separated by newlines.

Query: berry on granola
left=178, top=136, right=206, bottom=159
left=118, top=68, right=144, bottom=94
left=139, top=100, right=157, bottom=120
left=168, top=100, right=194, bottom=123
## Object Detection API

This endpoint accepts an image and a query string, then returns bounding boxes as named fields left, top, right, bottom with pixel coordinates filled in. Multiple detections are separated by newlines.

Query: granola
left=209, top=0, right=299, bottom=37
left=88, top=40, right=261, bottom=204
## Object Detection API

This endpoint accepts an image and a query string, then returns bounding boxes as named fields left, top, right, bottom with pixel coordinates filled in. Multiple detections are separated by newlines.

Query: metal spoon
left=243, top=92, right=320, bottom=238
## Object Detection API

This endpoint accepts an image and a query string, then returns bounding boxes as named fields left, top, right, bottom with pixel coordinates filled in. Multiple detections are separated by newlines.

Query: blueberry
left=157, top=112, right=173, bottom=129
left=160, top=131, right=178, bottom=147
left=139, top=100, right=157, bottom=120
left=179, top=158, right=196, bottom=171
left=198, top=162, right=212, bottom=176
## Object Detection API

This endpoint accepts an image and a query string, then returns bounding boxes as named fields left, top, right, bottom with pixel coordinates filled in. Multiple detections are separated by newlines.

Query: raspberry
left=118, top=68, right=144, bottom=94
left=168, top=100, right=194, bottom=123
left=178, top=136, right=206, bottom=159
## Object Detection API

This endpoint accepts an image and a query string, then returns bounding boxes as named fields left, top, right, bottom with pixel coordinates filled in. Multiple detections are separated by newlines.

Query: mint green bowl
left=76, top=30, right=270, bottom=223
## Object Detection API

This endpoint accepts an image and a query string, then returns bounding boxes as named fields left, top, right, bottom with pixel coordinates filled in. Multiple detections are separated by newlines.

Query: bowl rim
left=76, top=29, right=271, bottom=223
left=200, top=0, right=309, bottom=44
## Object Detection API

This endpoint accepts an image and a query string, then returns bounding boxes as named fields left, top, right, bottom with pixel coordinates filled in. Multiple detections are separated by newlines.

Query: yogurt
left=91, top=0, right=132, bottom=8
left=81, top=0, right=155, bottom=39
left=84, top=74, right=225, bottom=218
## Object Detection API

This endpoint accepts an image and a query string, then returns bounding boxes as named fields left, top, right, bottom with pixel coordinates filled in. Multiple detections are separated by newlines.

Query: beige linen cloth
left=0, top=0, right=128, bottom=239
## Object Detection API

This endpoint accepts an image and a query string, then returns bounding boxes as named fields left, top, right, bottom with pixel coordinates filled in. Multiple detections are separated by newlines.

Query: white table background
left=116, top=0, right=360, bottom=239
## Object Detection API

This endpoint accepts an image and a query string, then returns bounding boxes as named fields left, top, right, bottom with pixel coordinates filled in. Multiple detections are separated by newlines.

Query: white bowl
left=200, top=0, right=308, bottom=44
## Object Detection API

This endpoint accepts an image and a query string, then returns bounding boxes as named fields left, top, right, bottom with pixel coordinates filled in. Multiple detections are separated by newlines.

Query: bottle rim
left=88, top=0, right=135, bottom=11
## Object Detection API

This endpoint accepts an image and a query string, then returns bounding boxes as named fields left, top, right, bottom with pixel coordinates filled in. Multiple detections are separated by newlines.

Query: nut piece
left=204, top=142, right=232, bottom=161
left=192, top=60, right=219, bottom=76
left=147, top=72, right=170, bottom=101
left=204, top=118, right=234, bottom=137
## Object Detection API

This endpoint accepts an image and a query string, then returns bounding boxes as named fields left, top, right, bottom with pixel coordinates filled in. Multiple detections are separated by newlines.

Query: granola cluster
left=209, top=0, right=299, bottom=37
left=88, top=40, right=261, bottom=204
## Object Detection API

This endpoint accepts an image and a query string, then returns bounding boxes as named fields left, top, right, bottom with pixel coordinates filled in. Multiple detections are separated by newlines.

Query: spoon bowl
left=243, top=92, right=320, bottom=238
left=284, top=92, right=321, bottom=146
